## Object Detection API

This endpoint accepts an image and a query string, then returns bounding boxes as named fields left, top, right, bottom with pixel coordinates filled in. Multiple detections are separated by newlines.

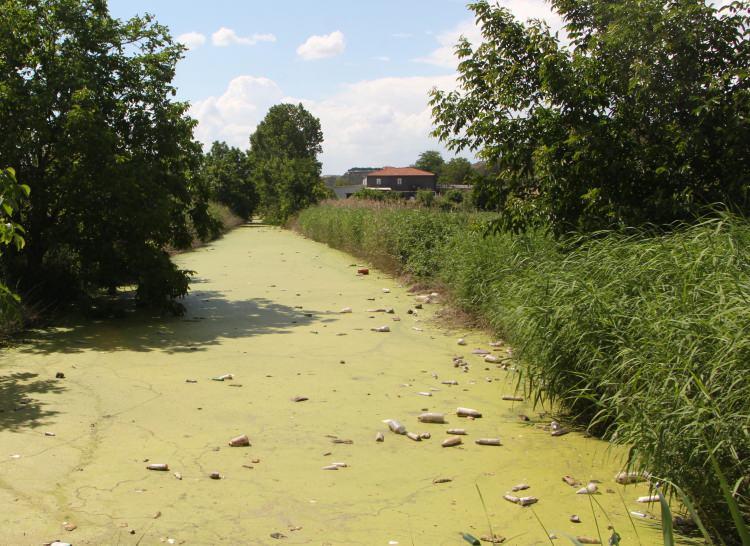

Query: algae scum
left=0, top=226, right=668, bottom=545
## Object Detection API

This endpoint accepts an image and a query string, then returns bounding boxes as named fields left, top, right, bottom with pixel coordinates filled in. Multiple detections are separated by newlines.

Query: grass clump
left=294, top=201, right=750, bottom=543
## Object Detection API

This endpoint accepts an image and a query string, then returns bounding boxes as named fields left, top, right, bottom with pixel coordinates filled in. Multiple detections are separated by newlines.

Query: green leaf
left=707, top=450, right=750, bottom=545
left=656, top=485, right=674, bottom=546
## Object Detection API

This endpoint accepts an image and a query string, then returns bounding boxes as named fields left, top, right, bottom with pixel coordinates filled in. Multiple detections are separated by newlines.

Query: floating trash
left=576, top=482, right=598, bottom=495
left=456, top=407, right=482, bottom=418
left=417, top=412, right=446, bottom=424
left=637, top=495, right=660, bottom=503
left=383, top=419, right=406, bottom=434
left=442, top=436, right=462, bottom=447
left=228, top=434, right=250, bottom=447
left=615, top=470, right=648, bottom=484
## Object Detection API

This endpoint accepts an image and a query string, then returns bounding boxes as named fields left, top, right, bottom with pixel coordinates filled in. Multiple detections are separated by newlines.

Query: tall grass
left=294, top=201, right=750, bottom=543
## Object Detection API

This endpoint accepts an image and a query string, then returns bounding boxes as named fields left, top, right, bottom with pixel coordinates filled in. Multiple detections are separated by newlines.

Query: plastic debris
left=442, top=436, right=462, bottom=447
left=383, top=419, right=407, bottom=434
left=228, top=434, right=250, bottom=447
left=418, top=412, right=446, bottom=424
left=456, top=407, right=482, bottom=418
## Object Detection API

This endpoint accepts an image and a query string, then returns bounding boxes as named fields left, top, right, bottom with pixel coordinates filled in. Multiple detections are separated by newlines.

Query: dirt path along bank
left=0, top=224, right=668, bottom=545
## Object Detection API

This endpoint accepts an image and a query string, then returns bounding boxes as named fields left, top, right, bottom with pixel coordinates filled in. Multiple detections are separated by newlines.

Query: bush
left=415, top=189, right=436, bottom=208
left=295, top=202, right=750, bottom=543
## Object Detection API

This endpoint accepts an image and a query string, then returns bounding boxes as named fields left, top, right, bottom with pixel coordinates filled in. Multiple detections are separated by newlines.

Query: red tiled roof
left=367, top=167, right=435, bottom=177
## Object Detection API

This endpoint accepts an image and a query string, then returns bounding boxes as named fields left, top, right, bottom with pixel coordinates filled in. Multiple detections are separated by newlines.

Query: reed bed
left=294, top=201, right=750, bottom=543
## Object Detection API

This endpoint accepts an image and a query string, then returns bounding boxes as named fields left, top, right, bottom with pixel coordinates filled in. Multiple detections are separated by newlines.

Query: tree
left=0, top=168, right=29, bottom=318
left=248, top=103, right=324, bottom=224
left=203, top=141, right=258, bottom=220
left=441, top=157, right=473, bottom=185
left=414, top=151, right=445, bottom=179
left=0, top=0, right=213, bottom=312
left=430, top=0, right=750, bottom=234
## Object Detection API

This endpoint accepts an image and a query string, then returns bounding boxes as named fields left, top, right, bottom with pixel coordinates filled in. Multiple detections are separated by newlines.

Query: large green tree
left=248, top=103, right=324, bottom=224
left=413, top=150, right=445, bottom=179
left=431, top=0, right=750, bottom=234
left=441, top=157, right=473, bottom=185
left=0, top=0, right=213, bottom=311
left=203, top=141, right=258, bottom=220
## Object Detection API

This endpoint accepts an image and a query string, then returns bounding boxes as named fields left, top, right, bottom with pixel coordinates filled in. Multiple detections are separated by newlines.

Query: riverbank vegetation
left=0, top=0, right=326, bottom=328
left=294, top=200, right=750, bottom=542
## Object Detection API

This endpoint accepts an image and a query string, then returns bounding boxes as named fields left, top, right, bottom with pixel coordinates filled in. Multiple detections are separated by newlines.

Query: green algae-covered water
left=0, top=225, right=671, bottom=545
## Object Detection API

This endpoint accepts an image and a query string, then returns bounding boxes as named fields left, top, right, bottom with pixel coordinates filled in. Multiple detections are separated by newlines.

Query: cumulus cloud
left=189, top=73, right=466, bottom=174
left=300, top=74, right=460, bottom=173
left=211, top=27, right=277, bottom=47
left=415, top=19, right=482, bottom=68
left=177, top=32, right=206, bottom=50
left=296, top=31, right=346, bottom=61
left=416, top=1, right=564, bottom=69
left=189, top=76, right=285, bottom=147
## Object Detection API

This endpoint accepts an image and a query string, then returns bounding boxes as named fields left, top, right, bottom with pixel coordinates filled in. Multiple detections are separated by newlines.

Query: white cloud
left=211, top=27, right=276, bottom=47
left=189, top=76, right=284, bottom=148
left=189, top=73, right=469, bottom=174
left=373, top=56, right=390, bottom=62
left=415, top=19, right=482, bottom=68
left=296, top=31, right=346, bottom=61
left=416, top=2, right=564, bottom=69
left=177, top=32, right=206, bottom=50
left=392, top=32, right=412, bottom=39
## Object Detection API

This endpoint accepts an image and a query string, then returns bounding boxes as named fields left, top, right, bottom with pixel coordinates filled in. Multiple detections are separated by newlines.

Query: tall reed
left=294, top=202, right=750, bottom=542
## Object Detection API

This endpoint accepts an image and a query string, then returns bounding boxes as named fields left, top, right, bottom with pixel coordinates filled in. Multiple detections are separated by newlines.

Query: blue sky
left=108, top=0, right=558, bottom=174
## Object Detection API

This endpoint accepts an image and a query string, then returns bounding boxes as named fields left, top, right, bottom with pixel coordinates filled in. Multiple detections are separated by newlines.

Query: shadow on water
left=13, top=290, right=336, bottom=355
left=0, top=372, right=64, bottom=431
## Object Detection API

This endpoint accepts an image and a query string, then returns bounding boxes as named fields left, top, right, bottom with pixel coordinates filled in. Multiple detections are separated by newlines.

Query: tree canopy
left=414, top=151, right=445, bottom=179
left=441, top=157, right=473, bottom=185
left=431, top=0, right=750, bottom=234
left=203, top=141, right=258, bottom=220
left=249, top=103, right=325, bottom=224
left=0, top=0, right=213, bottom=311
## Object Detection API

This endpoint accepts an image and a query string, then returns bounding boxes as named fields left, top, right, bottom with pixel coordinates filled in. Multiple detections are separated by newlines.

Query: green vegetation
left=0, top=168, right=29, bottom=322
left=0, top=0, right=215, bottom=313
left=248, top=103, right=326, bottom=224
left=431, top=0, right=750, bottom=234
left=294, top=201, right=750, bottom=543
left=414, top=150, right=445, bottom=179
left=441, top=157, right=473, bottom=185
left=202, top=142, right=258, bottom=220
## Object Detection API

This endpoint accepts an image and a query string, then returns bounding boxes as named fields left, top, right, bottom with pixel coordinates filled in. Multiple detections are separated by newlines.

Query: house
left=342, top=167, right=382, bottom=186
left=364, top=167, right=436, bottom=193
